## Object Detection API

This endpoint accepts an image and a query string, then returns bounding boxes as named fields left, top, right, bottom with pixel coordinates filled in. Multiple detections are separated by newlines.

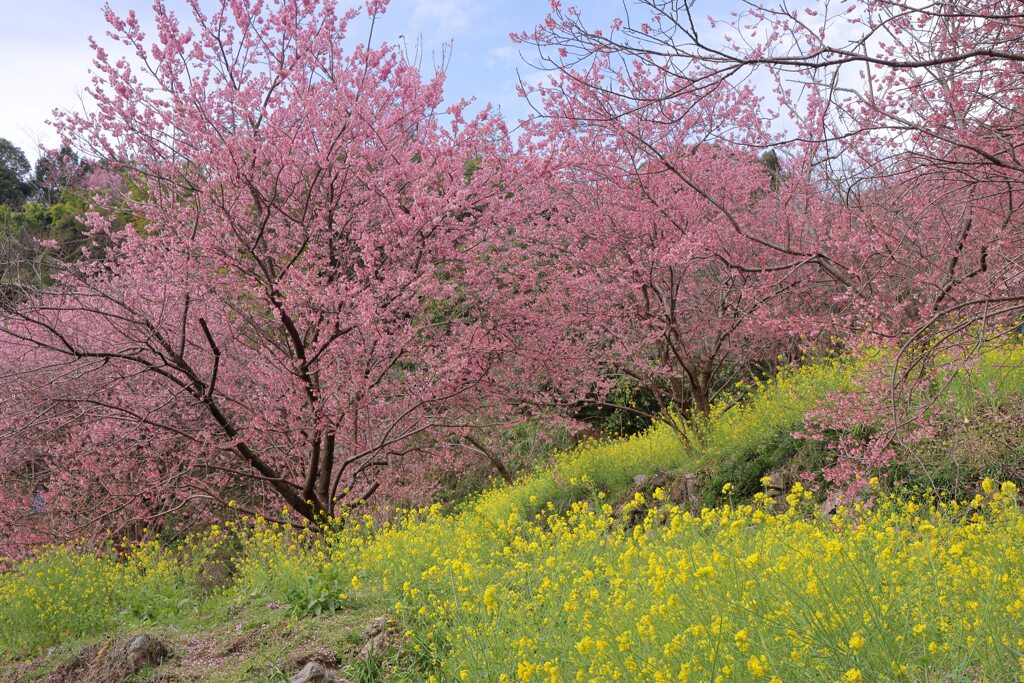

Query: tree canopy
left=0, top=139, right=31, bottom=209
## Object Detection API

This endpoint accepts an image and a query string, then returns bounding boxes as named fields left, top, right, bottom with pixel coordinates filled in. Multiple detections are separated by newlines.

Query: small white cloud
left=486, top=45, right=517, bottom=68
left=410, top=0, right=476, bottom=35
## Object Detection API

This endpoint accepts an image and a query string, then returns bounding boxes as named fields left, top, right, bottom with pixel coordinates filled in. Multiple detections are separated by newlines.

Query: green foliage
left=0, top=138, right=31, bottom=208
left=699, top=432, right=831, bottom=506
left=436, top=420, right=576, bottom=506
left=944, top=341, right=1024, bottom=413
left=0, top=193, right=91, bottom=301
left=887, top=344, right=1024, bottom=496
left=0, top=537, right=216, bottom=656
left=592, top=376, right=664, bottom=435
left=889, top=411, right=1024, bottom=497
left=470, top=422, right=693, bottom=524
left=692, top=353, right=859, bottom=465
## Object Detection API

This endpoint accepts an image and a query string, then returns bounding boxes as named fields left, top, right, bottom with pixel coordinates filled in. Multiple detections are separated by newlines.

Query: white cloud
left=409, top=0, right=477, bottom=36
left=486, top=45, right=517, bottom=68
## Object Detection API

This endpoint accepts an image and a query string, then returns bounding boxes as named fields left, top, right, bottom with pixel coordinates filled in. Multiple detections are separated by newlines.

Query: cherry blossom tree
left=517, top=0, right=1024, bottom=489
left=0, top=0, right=536, bottom=549
left=507, top=35, right=852, bottom=424
left=8, top=0, right=1024, bottom=550
left=519, top=0, right=1024, bottom=347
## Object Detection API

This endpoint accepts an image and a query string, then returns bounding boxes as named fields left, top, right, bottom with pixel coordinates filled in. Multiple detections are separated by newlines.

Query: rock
left=119, top=635, right=170, bottom=674
left=633, top=472, right=670, bottom=490
left=761, top=470, right=791, bottom=509
left=764, top=471, right=790, bottom=495
left=668, top=473, right=699, bottom=509
left=43, top=633, right=169, bottom=683
left=289, top=661, right=336, bottom=683
left=819, top=491, right=842, bottom=517
left=279, top=647, right=342, bottom=679
left=358, top=616, right=392, bottom=659
left=365, top=616, right=391, bottom=637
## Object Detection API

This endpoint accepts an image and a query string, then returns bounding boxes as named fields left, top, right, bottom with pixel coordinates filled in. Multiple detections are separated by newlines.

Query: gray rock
left=358, top=616, right=392, bottom=658
left=669, top=473, right=699, bottom=508
left=39, top=633, right=169, bottom=683
left=121, top=634, right=169, bottom=673
left=633, top=472, right=670, bottom=489
left=289, top=661, right=336, bottom=683
left=819, top=491, right=842, bottom=517
left=365, top=616, right=391, bottom=637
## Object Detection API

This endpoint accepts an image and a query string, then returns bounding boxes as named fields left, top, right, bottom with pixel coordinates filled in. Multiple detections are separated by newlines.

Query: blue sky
left=0, top=0, right=625, bottom=161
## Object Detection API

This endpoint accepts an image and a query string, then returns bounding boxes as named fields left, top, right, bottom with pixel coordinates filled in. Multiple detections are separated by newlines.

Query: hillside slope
left=4, top=349, right=1024, bottom=681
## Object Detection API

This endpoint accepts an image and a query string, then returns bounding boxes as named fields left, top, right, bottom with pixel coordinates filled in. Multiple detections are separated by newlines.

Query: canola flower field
left=4, top=350, right=1024, bottom=681
left=226, top=479, right=1024, bottom=682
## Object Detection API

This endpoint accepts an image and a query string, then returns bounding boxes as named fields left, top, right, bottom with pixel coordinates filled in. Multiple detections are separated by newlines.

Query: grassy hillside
left=3, top=347, right=1024, bottom=681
